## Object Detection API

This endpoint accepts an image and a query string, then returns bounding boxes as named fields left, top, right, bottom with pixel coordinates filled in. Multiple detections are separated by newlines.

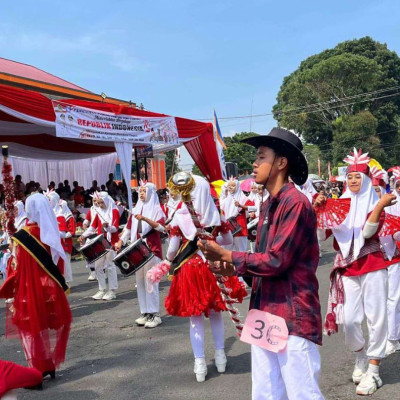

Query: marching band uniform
left=60, top=200, right=76, bottom=284
left=300, top=178, right=318, bottom=204
left=83, top=207, right=96, bottom=281
left=0, top=193, right=72, bottom=377
left=384, top=167, right=400, bottom=355
left=119, top=182, right=165, bottom=328
left=220, top=179, right=254, bottom=252
left=82, top=192, right=119, bottom=301
left=45, top=191, right=71, bottom=282
left=322, top=150, right=389, bottom=395
left=158, top=175, right=246, bottom=382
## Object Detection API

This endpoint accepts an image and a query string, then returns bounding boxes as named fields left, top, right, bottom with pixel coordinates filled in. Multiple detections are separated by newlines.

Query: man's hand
left=379, top=193, right=397, bottom=208
left=208, top=261, right=236, bottom=277
left=197, top=240, right=233, bottom=263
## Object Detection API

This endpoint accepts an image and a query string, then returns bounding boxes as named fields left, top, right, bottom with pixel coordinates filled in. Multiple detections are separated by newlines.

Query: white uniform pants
left=95, top=250, right=118, bottom=291
left=64, top=252, right=73, bottom=283
left=251, top=336, right=324, bottom=400
left=1, top=390, right=17, bottom=400
left=343, top=268, right=388, bottom=359
left=136, top=256, right=160, bottom=314
left=387, top=262, right=400, bottom=340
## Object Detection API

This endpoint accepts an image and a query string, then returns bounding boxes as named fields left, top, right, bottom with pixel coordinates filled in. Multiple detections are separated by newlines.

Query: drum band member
left=199, top=128, right=325, bottom=400
left=79, top=191, right=119, bottom=300
left=116, top=182, right=165, bottom=328
left=82, top=207, right=97, bottom=281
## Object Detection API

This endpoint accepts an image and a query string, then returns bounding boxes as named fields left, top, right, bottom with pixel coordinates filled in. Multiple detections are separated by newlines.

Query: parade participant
left=316, top=149, right=395, bottom=395
left=45, top=190, right=70, bottom=281
left=59, top=200, right=76, bottom=284
left=220, top=177, right=254, bottom=252
left=14, top=201, right=27, bottom=231
left=79, top=191, right=119, bottom=300
left=149, top=173, right=246, bottom=383
left=116, top=182, right=165, bottom=328
left=300, top=177, right=318, bottom=204
left=0, top=193, right=72, bottom=378
left=82, top=208, right=96, bottom=281
left=198, top=128, right=325, bottom=400
left=383, top=166, right=400, bottom=355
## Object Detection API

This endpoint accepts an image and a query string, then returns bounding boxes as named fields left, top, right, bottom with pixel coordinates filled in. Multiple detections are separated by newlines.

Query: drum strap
left=12, top=228, right=69, bottom=293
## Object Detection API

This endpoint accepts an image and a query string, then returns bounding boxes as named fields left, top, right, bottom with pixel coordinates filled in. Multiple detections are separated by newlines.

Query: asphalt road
left=1, top=239, right=400, bottom=399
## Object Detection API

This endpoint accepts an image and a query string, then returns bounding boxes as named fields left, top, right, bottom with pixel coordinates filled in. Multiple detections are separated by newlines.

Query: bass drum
left=113, top=238, right=154, bottom=277
left=247, top=218, right=259, bottom=242
left=227, top=217, right=242, bottom=237
left=77, top=234, right=111, bottom=263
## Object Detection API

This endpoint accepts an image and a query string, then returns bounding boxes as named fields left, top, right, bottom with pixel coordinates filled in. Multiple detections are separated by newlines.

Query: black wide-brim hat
left=241, top=127, right=308, bottom=185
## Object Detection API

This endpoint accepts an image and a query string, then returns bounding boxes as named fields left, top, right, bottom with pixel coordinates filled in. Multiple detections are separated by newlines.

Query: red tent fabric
left=0, top=84, right=222, bottom=181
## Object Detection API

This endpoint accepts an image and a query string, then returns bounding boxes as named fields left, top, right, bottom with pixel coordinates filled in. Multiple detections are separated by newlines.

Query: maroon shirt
left=232, top=183, right=322, bottom=345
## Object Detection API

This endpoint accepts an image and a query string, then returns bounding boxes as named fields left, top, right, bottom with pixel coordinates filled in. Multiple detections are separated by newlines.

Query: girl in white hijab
left=300, top=178, right=318, bottom=204
left=117, top=182, right=166, bottom=328
left=80, top=191, right=120, bottom=301
left=14, top=201, right=27, bottom=231
left=317, top=149, right=395, bottom=396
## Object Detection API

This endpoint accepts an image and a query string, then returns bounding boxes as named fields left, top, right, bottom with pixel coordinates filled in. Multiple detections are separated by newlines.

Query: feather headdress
left=343, top=148, right=370, bottom=176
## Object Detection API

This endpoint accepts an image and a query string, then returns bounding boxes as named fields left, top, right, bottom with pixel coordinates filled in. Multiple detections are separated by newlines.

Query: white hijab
left=388, top=180, right=400, bottom=216
left=301, top=178, right=318, bottom=204
left=332, top=173, right=379, bottom=259
left=46, top=191, right=63, bottom=217
left=59, top=200, right=73, bottom=220
left=166, top=192, right=181, bottom=220
left=221, top=180, right=249, bottom=219
left=25, top=193, right=67, bottom=265
left=130, top=183, right=165, bottom=242
left=248, top=182, right=258, bottom=202
left=14, top=201, right=27, bottom=229
left=171, top=175, right=221, bottom=241
left=94, top=191, right=117, bottom=225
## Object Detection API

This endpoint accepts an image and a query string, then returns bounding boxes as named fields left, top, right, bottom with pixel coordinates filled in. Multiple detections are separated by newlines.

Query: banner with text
left=53, top=101, right=179, bottom=145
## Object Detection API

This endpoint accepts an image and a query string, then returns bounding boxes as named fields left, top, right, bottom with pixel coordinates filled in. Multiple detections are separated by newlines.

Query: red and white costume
left=120, top=183, right=165, bottom=315
left=60, top=200, right=76, bottom=283
left=82, top=192, right=120, bottom=293
left=220, top=179, right=254, bottom=252
left=45, top=191, right=73, bottom=283
left=83, top=207, right=96, bottom=276
left=162, top=176, right=247, bottom=367
left=321, top=149, right=388, bottom=391
left=384, top=166, right=400, bottom=351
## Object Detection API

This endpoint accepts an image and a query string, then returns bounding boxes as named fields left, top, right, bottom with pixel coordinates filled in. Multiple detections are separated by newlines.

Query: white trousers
left=136, top=256, right=160, bottom=314
left=343, top=268, right=388, bottom=359
left=86, top=261, right=95, bottom=271
left=189, top=311, right=225, bottom=358
left=252, top=336, right=324, bottom=400
left=95, top=250, right=118, bottom=291
left=387, top=262, right=400, bottom=340
left=64, top=252, right=73, bottom=283
left=234, top=236, right=248, bottom=252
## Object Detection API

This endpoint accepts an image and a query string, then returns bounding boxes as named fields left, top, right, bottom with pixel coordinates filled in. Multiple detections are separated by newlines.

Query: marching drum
left=247, top=218, right=259, bottom=242
left=227, top=217, right=242, bottom=237
left=112, top=239, right=154, bottom=277
left=78, top=234, right=111, bottom=263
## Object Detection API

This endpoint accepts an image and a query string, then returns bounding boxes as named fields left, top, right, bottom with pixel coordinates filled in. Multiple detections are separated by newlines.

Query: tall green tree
left=273, top=37, right=400, bottom=166
left=165, top=150, right=181, bottom=180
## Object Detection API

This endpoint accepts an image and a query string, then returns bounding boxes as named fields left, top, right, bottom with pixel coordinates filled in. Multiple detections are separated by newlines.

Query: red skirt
left=165, top=254, right=247, bottom=317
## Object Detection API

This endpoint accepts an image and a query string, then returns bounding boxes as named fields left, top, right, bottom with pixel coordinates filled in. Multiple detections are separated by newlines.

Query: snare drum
left=77, top=234, right=111, bottom=263
left=112, top=239, right=154, bottom=277
left=247, top=218, right=259, bottom=242
left=227, top=217, right=242, bottom=237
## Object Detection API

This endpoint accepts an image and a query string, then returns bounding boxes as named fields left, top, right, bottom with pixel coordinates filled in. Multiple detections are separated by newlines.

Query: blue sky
left=2, top=0, right=400, bottom=168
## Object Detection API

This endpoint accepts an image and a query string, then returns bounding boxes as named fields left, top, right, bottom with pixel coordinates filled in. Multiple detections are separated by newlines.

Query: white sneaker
left=194, top=358, right=207, bottom=382
left=102, top=290, right=116, bottom=301
left=135, top=314, right=148, bottom=326
left=144, top=314, right=162, bottom=328
left=385, top=339, right=400, bottom=356
left=356, top=372, right=383, bottom=395
left=215, top=349, right=227, bottom=373
left=92, top=290, right=106, bottom=300
left=88, top=271, right=96, bottom=281
left=352, top=357, right=368, bottom=384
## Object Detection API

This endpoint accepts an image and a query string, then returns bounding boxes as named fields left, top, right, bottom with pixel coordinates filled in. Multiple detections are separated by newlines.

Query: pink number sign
left=240, top=309, right=289, bottom=353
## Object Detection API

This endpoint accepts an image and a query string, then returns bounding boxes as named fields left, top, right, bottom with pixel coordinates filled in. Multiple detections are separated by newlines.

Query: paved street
left=1, top=239, right=400, bottom=399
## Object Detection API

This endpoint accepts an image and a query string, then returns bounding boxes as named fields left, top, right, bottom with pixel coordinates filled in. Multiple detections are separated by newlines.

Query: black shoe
left=42, top=370, right=56, bottom=379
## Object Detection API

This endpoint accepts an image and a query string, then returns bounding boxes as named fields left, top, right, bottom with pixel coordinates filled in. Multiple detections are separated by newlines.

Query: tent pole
left=134, top=148, right=140, bottom=184
left=144, top=157, right=148, bottom=180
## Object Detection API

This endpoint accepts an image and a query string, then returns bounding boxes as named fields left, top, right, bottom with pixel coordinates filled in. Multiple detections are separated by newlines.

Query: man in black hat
left=199, top=128, right=324, bottom=400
